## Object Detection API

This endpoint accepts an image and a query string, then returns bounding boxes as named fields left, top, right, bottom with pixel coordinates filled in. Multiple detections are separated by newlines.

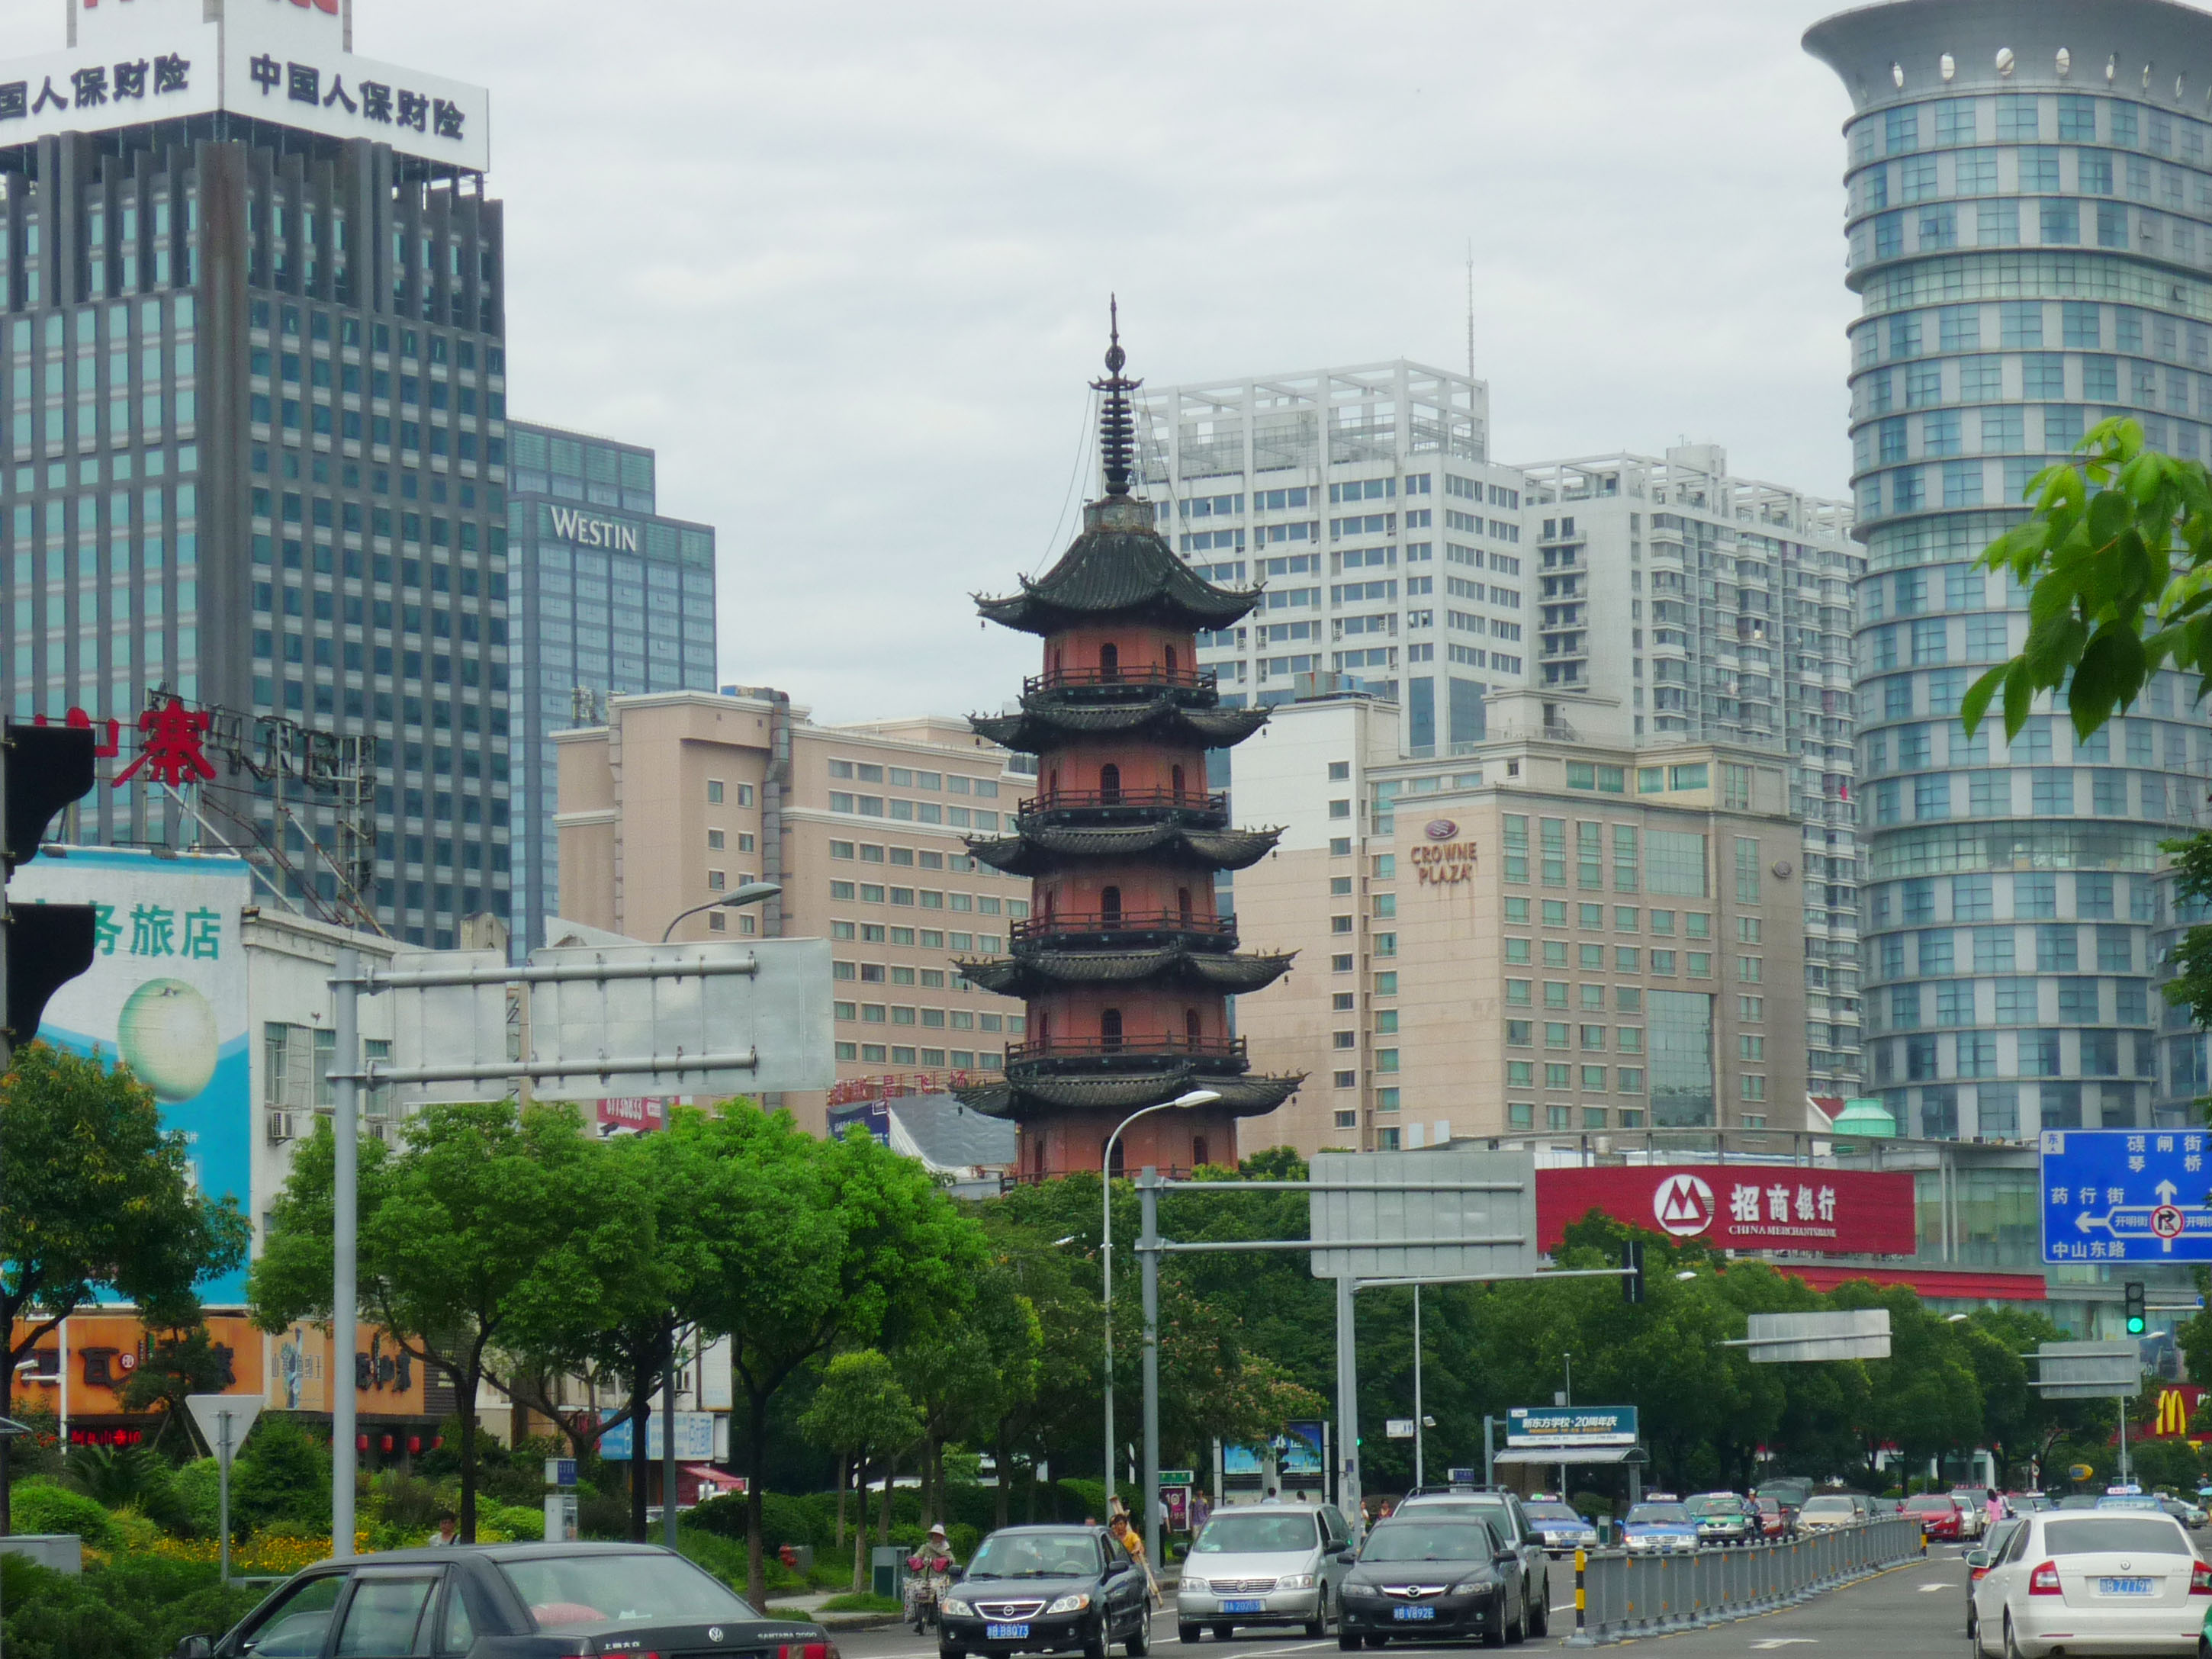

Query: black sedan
left=938, top=1525, right=1153, bottom=1659
left=167, top=1541, right=835, bottom=1659
left=1335, top=1516, right=1527, bottom=1650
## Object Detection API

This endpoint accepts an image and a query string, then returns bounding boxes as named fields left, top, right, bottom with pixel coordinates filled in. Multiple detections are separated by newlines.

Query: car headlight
left=1046, top=1593, right=1092, bottom=1616
left=1342, top=1583, right=1382, bottom=1600
left=1448, top=1576, right=1492, bottom=1596
left=1276, top=1574, right=1315, bottom=1591
left=942, top=1600, right=974, bottom=1619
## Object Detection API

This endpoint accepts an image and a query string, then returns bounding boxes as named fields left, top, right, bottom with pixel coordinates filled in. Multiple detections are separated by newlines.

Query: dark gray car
left=1335, top=1515, right=1526, bottom=1649
left=1393, top=1491, right=1549, bottom=1638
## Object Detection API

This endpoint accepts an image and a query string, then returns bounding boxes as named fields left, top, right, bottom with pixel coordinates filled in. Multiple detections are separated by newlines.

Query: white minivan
left=1971, top=1507, right=2208, bottom=1657
left=1176, top=1503, right=1356, bottom=1641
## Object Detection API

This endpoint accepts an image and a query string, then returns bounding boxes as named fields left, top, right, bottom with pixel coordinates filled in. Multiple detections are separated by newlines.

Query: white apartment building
left=1137, top=361, right=1529, bottom=754
left=1515, top=447, right=1866, bottom=1101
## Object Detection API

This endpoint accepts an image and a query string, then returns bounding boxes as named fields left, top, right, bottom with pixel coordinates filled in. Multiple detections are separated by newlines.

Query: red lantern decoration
left=380, top=1434, right=394, bottom=1453
left=407, top=1436, right=422, bottom=1455
left=355, top=1434, right=368, bottom=1452
left=432, top=1436, right=445, bottom=1449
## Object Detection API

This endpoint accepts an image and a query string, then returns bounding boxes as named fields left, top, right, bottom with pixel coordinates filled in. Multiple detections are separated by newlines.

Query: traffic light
left=2125, top=1281, right=2148, bottom=1337
left=1622, top=1238, right=1646, bottom=1305
left=0, top=722, right=98, bottom=1061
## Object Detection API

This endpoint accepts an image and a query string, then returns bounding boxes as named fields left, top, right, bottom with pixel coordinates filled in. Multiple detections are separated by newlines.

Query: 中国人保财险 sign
left=1409, top=823, right=1475, bottom=886
left=1536, top=1165, right=1917, bottom=1257
left=1506, top=1406, right=1637, bottom=1449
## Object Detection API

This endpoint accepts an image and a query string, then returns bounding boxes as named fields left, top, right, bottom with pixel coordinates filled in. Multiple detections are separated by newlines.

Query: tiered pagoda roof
left=951, top=307, right=1302, bottom=1125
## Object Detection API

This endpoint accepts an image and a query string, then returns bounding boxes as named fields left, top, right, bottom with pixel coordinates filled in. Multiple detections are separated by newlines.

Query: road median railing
left=1566, top=1516, right=1926, bottom=1646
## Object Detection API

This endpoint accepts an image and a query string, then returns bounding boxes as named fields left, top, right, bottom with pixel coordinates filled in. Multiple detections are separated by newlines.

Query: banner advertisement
left=1537, top=1164, right=1918, bottom=1258
left=11, top=848, right=254, bottom=1303
left=1506, top=1406, right=1638, bottom=1449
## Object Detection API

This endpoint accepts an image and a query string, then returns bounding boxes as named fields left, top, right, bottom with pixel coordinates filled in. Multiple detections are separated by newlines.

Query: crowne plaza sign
left=1408, top=818, right=1476, bottom=886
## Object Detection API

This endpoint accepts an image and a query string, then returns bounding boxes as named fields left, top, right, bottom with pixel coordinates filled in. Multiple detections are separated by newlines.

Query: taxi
left=1521, top=1497, right=1600, bottom=1556
left=1621, top=1495, right=1700, bottom=1555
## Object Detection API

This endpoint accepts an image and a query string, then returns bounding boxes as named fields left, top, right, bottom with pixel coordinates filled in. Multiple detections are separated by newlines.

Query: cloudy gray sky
left=9, top=0, right=1870, bottom=724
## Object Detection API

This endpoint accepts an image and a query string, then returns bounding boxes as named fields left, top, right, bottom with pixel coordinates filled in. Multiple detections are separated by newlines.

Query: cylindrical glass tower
left=1806, top=1, right=2212, bottom=1140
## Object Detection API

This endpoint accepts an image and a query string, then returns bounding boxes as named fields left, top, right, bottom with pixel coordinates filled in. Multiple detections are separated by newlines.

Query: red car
left=1750, top=1496, right=1792, bottom=1539
left=1901, top=1492, right=1963, bottom=1540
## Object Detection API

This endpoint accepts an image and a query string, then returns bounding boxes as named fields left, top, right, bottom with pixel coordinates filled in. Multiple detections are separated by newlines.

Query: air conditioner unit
left=266, top=1109, right=301, bottom=1143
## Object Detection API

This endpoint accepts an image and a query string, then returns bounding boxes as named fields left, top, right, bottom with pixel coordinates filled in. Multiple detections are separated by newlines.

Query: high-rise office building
left=506, top=423, right=716, bottom=948
left=1136, top=361, right=1529, bottom=752
left=1807, top=1, right=2212, bottom=1137
left=0, top=0, right=508, bottom=946
left=1516, top=448, right=1866, bottom=1100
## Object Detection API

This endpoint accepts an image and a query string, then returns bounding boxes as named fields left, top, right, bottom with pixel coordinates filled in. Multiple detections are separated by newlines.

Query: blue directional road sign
left=2040, top=1129, right=2212, bottom=1265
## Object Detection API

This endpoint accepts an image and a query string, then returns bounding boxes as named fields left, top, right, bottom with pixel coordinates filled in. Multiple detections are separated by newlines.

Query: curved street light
left=661, top=881, right=783, bottom=942
left=1101, top=1088, right=1220, bottom=1505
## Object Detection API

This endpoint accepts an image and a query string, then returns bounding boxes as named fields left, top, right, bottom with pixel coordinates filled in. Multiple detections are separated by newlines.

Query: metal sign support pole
left=1336, top=1271, right=1361, bottom=1528
left=663, top=1325, right=681, bottom=1548
left=1412, top=1286, right=1424, bottom=1491
left=1484, top=1415, right=1495, bottom=1487
left=331, top=944, right=359, bottom=1558
left=1139, top=1168, right=1162, bottom=1573
left=2120, top=1398, right=2130, bottom=1486
left=217, top=1410, right=233, bottom=1587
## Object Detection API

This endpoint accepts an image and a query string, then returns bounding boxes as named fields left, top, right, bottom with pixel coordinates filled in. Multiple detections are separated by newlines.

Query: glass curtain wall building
left=1807, top=0, right=2212, bottom=1138
left=0, top=11, right=510, bottom=947
left=506, top=423, right=717, bottom=949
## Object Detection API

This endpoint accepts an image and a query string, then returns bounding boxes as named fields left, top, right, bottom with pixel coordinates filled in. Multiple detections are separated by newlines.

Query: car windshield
left=1902, top=1496, right=1953, bottom=1512
left=1522, top=1504, right=1580, bottom=1524
left=2046, top=1518, right=2191, bottom=1555
left=1360, top=1522, right=1496, bottom=1563
left=1628, top=1506, right=1690, bottom=1525
left=969, top=1532, right=1101, bottom=1579
left=1686, top=1497, right=1741, bottom=1516
left=2095, top=1496, right=2164, bottom=1512
left=1799, top=1498, right=1852, bottom=1514
left=1192, top=1514, right=1318, bottom=1555
left=503, top=1553, right=755, bottom=1634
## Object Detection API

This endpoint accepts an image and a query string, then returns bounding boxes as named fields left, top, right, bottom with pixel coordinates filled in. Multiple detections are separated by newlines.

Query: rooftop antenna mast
left=1465, top=242, right=1475, bottom=379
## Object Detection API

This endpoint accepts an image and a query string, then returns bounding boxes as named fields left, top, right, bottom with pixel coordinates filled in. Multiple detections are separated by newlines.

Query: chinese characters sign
left=2040, top=1129, right=2212, bottom=1263
left=1536, top=1164, right=1918, bottom=1257
left=1506, top=1405, right=1637, bottom=1449
left=9, top=847, right=253, bottom=1304
left=0, top=5, right=488, bottom=173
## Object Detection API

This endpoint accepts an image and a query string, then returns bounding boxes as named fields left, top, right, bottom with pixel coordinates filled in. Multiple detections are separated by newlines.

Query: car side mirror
left=1336, top=1546, right=1357, bottom=1562
left=1964, top=1551, right=1989, bottom=1570
left=172, top=1640, right=215, bottom=1659
left=1104, top=1556, right=1128, bottom=1576
left=1493, top=1548, right=1517, bottom=1565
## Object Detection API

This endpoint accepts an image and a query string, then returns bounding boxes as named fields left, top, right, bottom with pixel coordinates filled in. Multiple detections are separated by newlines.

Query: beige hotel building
left=1227, top=686, right=1811, bottom=1157
left=554, top=688, right=1033, bottom=1134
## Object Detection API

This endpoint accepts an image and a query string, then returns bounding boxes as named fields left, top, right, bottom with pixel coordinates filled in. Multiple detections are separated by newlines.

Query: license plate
left=986, top=1624, right=1032, bottom=1638
left=2098, top=1578, right=2154, bottom=1596
left=1393, top=1606, right=1436, bottom=1622
left=1220, top=1600, right=1265, bottom=1614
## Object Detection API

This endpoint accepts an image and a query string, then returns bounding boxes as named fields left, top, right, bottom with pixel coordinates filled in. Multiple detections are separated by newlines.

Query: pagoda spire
left=1092, top=296, right=1140, bottom=500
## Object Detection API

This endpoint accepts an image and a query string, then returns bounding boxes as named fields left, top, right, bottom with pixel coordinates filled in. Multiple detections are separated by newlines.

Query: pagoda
left=954, top=312, right=1302, bottom=1179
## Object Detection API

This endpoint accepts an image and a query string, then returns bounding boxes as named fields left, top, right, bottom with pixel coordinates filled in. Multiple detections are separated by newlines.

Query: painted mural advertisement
left=9, top=847, right=254, bottom=1304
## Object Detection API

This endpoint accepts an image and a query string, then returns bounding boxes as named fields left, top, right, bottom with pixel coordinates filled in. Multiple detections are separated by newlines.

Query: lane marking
left=1750, top=1642, right=1819, bottom=1651
left=1918, top=1583, right=1949, bottom=1592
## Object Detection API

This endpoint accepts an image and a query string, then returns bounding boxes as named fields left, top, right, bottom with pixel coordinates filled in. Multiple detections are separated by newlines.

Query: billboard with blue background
left=10, top=847, right=254, bottom=1304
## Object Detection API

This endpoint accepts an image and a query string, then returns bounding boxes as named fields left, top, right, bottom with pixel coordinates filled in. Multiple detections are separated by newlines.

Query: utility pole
left=1412, top=1286, right=1425, bottom=1490
left=332, top=945, right=361, bottom=1558
left=1139, top=1168, right=1162, bottom=1571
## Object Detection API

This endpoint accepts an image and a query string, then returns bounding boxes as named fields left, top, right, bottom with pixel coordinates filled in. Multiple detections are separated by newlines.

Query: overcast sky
left=10, top=0, right=1871, bottom=724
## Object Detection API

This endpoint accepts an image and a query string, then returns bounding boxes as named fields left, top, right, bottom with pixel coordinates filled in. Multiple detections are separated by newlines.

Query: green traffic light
left=2128, top=1317, right=2147, bottom=1335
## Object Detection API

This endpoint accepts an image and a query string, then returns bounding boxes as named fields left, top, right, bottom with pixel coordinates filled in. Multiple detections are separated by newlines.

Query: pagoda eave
left=957, top=947, right=1296, bottom=998
left=952, top=1071, right=1305, bottom=1120
left=967, top=823, right=1284, bottom=876
left=969, top=702, right=1270, bottom=754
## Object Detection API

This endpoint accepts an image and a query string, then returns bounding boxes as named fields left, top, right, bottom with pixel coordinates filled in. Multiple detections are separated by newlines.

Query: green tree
left=898, top=1253, right=1040, bottom=1528
left=686, top=1109, right=986, bottom=1606
left=797, top=1351, right=921, bottom=1590
left=0, top=1043, right=250, bottom=1532
left=118, top=1324, right=241, bottom=1458
left=249, top=1101, right=603, bottom=1540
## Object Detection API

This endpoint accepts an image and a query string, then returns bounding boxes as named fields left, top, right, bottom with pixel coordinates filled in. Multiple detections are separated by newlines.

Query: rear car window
left=2044, top=1518, right=2191, bottom=1556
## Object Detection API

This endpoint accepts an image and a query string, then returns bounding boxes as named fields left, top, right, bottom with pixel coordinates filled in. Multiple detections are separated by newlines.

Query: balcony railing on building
left=1024, top=665, right=1217, bottom=698
left=1005, top=1033, right=1249, bottom=1076
left=1020, top=786, right=1229, bottom=822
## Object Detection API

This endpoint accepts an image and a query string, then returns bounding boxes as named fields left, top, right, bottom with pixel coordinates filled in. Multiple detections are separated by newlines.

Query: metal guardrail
left=1567, top=1516, right=1924, bottom=1646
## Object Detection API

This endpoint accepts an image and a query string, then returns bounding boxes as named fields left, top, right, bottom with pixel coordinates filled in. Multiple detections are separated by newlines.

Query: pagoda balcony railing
left=1011, top=909, right=1236, bottom=947
left=1005, top=1034, right=1248, bottom=1069
left=1021, top=788, right=1229, bottom=818
left=1023, top=666, right=1217, bottom=697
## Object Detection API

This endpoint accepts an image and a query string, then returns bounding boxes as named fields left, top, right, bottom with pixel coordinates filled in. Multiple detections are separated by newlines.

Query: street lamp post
left=1102, top=1089, right=1220, bottom=1510
left=661, top=881, right=783, bottom=943
left=656, top=878, right=777, bottom=1545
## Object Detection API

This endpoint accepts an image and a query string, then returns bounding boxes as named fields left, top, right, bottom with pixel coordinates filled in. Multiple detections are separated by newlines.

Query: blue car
left=1622, top=1497, right=1699, bottom=1555
left=1522, top=1500, right=1599, bottom=1556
